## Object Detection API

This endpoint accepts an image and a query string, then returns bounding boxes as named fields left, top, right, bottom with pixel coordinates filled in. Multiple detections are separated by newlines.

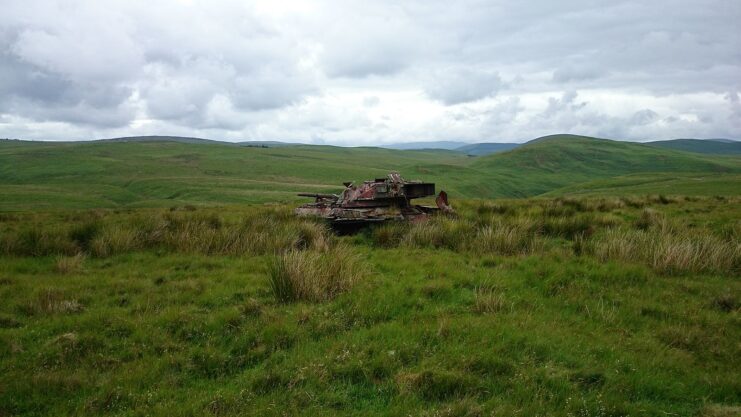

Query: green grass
left=1, top=135, right=740, bottom=415
left=646, top=139, right=741, bottom=155
left=0, top=196, right=739, bottom=416
left=469, top=135, right=740, bottom=197
left=545, top=173, right=741, bottom=197
left=2, top=135, right=740, bottom=210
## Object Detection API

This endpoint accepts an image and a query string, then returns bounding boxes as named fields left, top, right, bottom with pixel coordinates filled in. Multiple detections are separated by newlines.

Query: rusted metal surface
left=295, top=172, right=453, bottom=232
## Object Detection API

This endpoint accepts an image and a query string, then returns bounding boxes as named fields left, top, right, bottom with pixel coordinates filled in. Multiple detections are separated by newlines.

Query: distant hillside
left=1, top=134, right=739, bottom=210
left=545, top=172, right=741, bottom=197
left=465, top=134, right=740, bottom=197
left=97, top=135, right=232, bottom=145
left=383, top=141, right=469, bottom=150
left=0, top=140, right=473, bottom=210
left=455, top=142, right=519, bottom=155
left=238, top=141, right=299, bottom=148
left=98, top=136, right=303, bottom=148
left=645, top=138, right=741, bottom=154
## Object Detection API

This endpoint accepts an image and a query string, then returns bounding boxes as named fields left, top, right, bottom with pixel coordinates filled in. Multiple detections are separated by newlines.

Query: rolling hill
left=465, top=134, right=740, bottom=197
left=0, top=139, right=471, bottom=210
left=96, top=135, right=232, bottom=145
left=383, top=141, right=470, bottom=150
left=455, top=142, right=520, bottom=156
left=1, top=134, right=739, bottom=210
left=645, top=138, right=741, bottom=154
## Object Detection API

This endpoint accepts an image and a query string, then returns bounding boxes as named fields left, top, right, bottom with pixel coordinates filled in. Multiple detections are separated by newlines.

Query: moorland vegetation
left=1, top=195, right=739, bottom=416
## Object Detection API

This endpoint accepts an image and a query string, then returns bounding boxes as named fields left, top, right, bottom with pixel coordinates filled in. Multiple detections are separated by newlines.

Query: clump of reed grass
left=710, top=294, right=737, bottom=313
left=402, top=217, right=473, bottom=250
left=293, top=221, right=331, bottom=251
left=268, top=243, right=366, bottom=303
left=53, top=253, right=85, bottom=274
left=633, top=208, right=666, bottom=231
left=29, top=289, right=84, bottom=314
left=472, top=221, right=541, bottom=255
left=371, top=222, right=409, bottom=248
left=540, top=214, right=595, bottom=239
left=68, top=221, right=100, bottom=252
left=593, top=197, right=625, bottom=212
left=472, top=286, right=507, bottom=314
left=588, top=228, right=740, bottom=275
left=2, top=226, right=78, bottom=256
left=90, top=226, right=140, bottom=257
left=395, top=369, right=479, bottom=401
left=620, top=196, right=647, bottom=209
left=649, top=194, right=677, bottom=205
left=87, top=212, right=332, bottom=257
left=477, top=202, right=512, bottom=216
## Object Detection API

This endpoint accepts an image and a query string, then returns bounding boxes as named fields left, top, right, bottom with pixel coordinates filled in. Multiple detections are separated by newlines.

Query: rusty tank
left=295, top=172, right=453, bottom=232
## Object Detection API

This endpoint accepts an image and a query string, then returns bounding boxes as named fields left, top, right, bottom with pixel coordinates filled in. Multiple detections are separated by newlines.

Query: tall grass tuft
left=634, top=208, right=665, bottom=231
left=472, top=221, right=541, bottom=255
left=68, top=221, right=100, bottom=252
left=3, top=226, right=78, bottom=256
left=402, top=217, right=473, bottom=250
left=293, top=221, right=331, bottom=251
left=27, top=289, right=84, bottom=314
left=268, top=244, right=366, bottom=303
left=372, top=222, right=410, bottom=248
left=589, top=228, right=740, bottom=275
left=90, top=226, right=140, bottom=257
left=540, top=214, right=596, bottom=239
left=84, top=211, right=333, bottom=257
left=54, top=253, right=85, bottom=274
left=472, top=286, right=507, bottom=314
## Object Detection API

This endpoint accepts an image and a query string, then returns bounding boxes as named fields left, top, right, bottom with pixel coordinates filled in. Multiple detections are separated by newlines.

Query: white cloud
left=0, top=0, right=739, bottom=142
left=425, top=68, right=504, bottom=105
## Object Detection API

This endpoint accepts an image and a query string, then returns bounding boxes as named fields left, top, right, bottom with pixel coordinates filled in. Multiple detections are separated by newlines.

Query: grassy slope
left=454, top=142, right=519, bottom=156
left=0, top=141, right=470, bottom=210
left=2, top=135, right=740, bottom=416
left=545, top=173, right=741, bottom=197
left=0, top=198, right=739, bottom=416
left=646, top=139, right=741, bottom=155
left=470, top=135, right=740, bottom=197
left=1, top=135, right=740, bottom=210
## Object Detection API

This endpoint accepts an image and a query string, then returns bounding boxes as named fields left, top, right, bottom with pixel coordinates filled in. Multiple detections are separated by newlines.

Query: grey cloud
left=541, top=91, right=587, bottom=118
left=426, top=69, right=504, bottom=105
left=0, top=54, right=70, bottom=105
left=726, top=91, right=741, bottom=128
left=316, top=3, right=422, bottom=78
left=144, top=76, right=215, bottom=122
left=552, top=65, right=604, bottom=83
left=482, top=97, right=524, bottom=131
left=0, top=0, right=318, bottom=131
left=629, top=109, right=659, bottom=126
left=0, top=52, right=135, bottom=128
left=323, top=45, right=411, bottom=78
left=363, top=96, right=380, bottom=107
left=11, top=28, right=144, bottom=82
left=421, top=1, right=740, bottom=95
left=231, top=68, right=317, bottom=111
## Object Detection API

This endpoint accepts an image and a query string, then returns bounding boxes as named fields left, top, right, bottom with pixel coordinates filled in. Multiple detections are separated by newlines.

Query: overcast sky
left=1, top=0, right=739, bottom=144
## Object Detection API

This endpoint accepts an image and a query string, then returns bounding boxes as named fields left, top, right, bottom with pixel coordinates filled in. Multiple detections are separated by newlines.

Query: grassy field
left=645, top=139, right=741, bottom=155
left=545, top=173, right=741, bottom=197
left=0, top=195, right=739, bottom=416
left=2, top=135, right=740, bottom=210
left=1, top=135, right=740, bottom=416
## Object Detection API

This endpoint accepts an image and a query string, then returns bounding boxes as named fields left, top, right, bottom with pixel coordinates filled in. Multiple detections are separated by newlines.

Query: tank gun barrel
left=297, top=193, right=338, bottom=199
